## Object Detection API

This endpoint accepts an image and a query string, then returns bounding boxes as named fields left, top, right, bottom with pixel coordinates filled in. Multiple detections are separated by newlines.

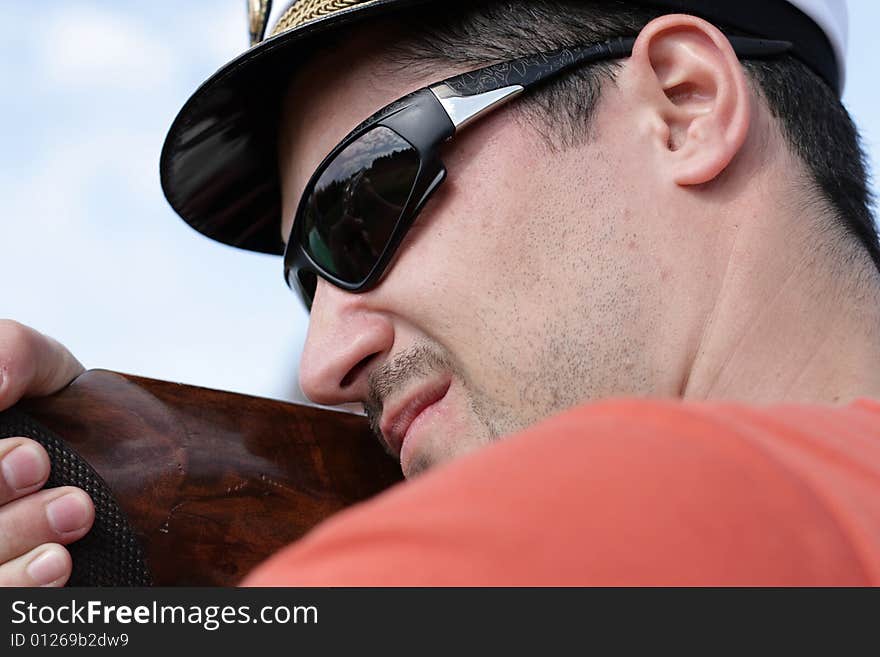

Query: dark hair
left=386, top=0, right=879, bottom=271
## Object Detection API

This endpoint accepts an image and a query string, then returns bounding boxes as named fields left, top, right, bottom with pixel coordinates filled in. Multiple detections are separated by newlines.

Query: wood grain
left=5, top=370, right=402, bottom=585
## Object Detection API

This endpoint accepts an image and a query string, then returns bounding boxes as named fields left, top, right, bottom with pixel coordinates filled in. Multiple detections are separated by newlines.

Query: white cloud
left=39, top=5, right=177, bottom=92
left=198, top=1, right=251, bottom=68
left=0, top=130, right=159, bottom=235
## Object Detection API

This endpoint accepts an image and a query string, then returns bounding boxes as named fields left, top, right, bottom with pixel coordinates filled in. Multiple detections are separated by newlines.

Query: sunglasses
left=283, top=35, right=792, bottom=310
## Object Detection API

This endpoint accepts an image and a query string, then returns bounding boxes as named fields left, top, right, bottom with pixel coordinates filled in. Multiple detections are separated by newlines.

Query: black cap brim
left=160, top=0, right=435, bottom=255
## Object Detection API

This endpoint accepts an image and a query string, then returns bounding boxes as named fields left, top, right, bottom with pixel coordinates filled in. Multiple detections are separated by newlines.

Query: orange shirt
left=242, top=398, right=880, bottom=585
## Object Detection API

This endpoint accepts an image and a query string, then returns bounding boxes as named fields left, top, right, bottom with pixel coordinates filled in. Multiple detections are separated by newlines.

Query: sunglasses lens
left=300, top=126, right=420, bottom=285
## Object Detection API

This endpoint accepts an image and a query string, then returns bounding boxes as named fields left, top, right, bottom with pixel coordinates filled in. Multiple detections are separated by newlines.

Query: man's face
left=279, top=27, right=673, bottom=478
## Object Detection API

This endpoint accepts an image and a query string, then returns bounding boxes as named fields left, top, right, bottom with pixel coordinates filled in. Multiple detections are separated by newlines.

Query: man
left=1, top=0, right=879, bottom=585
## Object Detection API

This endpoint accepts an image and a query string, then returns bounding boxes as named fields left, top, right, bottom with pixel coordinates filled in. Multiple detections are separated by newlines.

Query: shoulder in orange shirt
left=243, top=398, right=880, bottom=586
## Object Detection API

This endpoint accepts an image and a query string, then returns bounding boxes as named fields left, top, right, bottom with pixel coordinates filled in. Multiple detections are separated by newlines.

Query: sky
left=2, top=1, right=879, bottom=404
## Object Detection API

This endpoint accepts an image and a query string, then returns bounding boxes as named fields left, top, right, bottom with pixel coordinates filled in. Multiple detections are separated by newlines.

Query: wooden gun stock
left=0, top=370, right=402, bottom=586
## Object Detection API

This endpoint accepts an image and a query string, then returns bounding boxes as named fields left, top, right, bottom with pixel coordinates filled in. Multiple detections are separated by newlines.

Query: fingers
left=0, top=439, right=92, bottom=588
left=0, top=544, right=71, bottom=587
left=0, top=322, right=90, bottom=589
left=0, top=319, right=85, bottom=411
left=0, top=486, right=94, bottom=565
left=0, top=438, right=50, bottom=503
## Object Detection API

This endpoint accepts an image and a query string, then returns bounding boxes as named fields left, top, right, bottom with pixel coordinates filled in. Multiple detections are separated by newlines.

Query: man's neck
left=680, top=211, right=880, bottom=406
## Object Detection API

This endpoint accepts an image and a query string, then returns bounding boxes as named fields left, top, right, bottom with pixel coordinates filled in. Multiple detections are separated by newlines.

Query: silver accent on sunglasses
left=429, top=83, right=524, bottom=130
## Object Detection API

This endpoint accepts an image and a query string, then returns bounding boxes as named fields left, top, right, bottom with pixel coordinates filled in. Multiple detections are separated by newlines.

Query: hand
left=0, top=320, right=94, bottom=586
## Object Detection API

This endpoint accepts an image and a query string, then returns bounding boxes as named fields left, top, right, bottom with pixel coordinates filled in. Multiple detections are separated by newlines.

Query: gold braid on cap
left=270, top=0, right=378, bottom=37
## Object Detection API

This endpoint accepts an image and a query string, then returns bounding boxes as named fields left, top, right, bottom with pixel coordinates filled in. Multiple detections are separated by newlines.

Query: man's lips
left=379, top=378, right=452, bottom=458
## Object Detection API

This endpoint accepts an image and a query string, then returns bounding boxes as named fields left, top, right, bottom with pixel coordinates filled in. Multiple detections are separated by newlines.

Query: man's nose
left=298, top=278, right=393, bottom=406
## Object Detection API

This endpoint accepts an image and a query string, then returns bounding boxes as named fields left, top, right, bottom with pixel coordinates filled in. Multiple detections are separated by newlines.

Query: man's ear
left=627, top=14, right=751, bottom=186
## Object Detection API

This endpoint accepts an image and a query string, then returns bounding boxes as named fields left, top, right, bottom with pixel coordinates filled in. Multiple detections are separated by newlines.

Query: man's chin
left=400, top=427, right=460, bottom=479
left=396, top=377, right=501, bottom=478
left=401, top=450, right=434, bottom=479
left=400, top=426, right=491, bottom=479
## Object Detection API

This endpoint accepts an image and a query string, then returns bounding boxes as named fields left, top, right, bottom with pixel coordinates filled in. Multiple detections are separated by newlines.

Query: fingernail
left=46, top=493, right=90, bottom=535
left=26, top=548, right=68, bottom=586
left=1, top=443, right=48, bottom=491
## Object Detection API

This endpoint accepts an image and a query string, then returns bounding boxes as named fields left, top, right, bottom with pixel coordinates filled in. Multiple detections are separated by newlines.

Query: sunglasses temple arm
left=437, top=34, right=792, bottom=99
left=725, top=36, right=793, bottom=58
left=429, top=37, right=637, bottom=130
left=437, top=37, right=636, bottom=98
